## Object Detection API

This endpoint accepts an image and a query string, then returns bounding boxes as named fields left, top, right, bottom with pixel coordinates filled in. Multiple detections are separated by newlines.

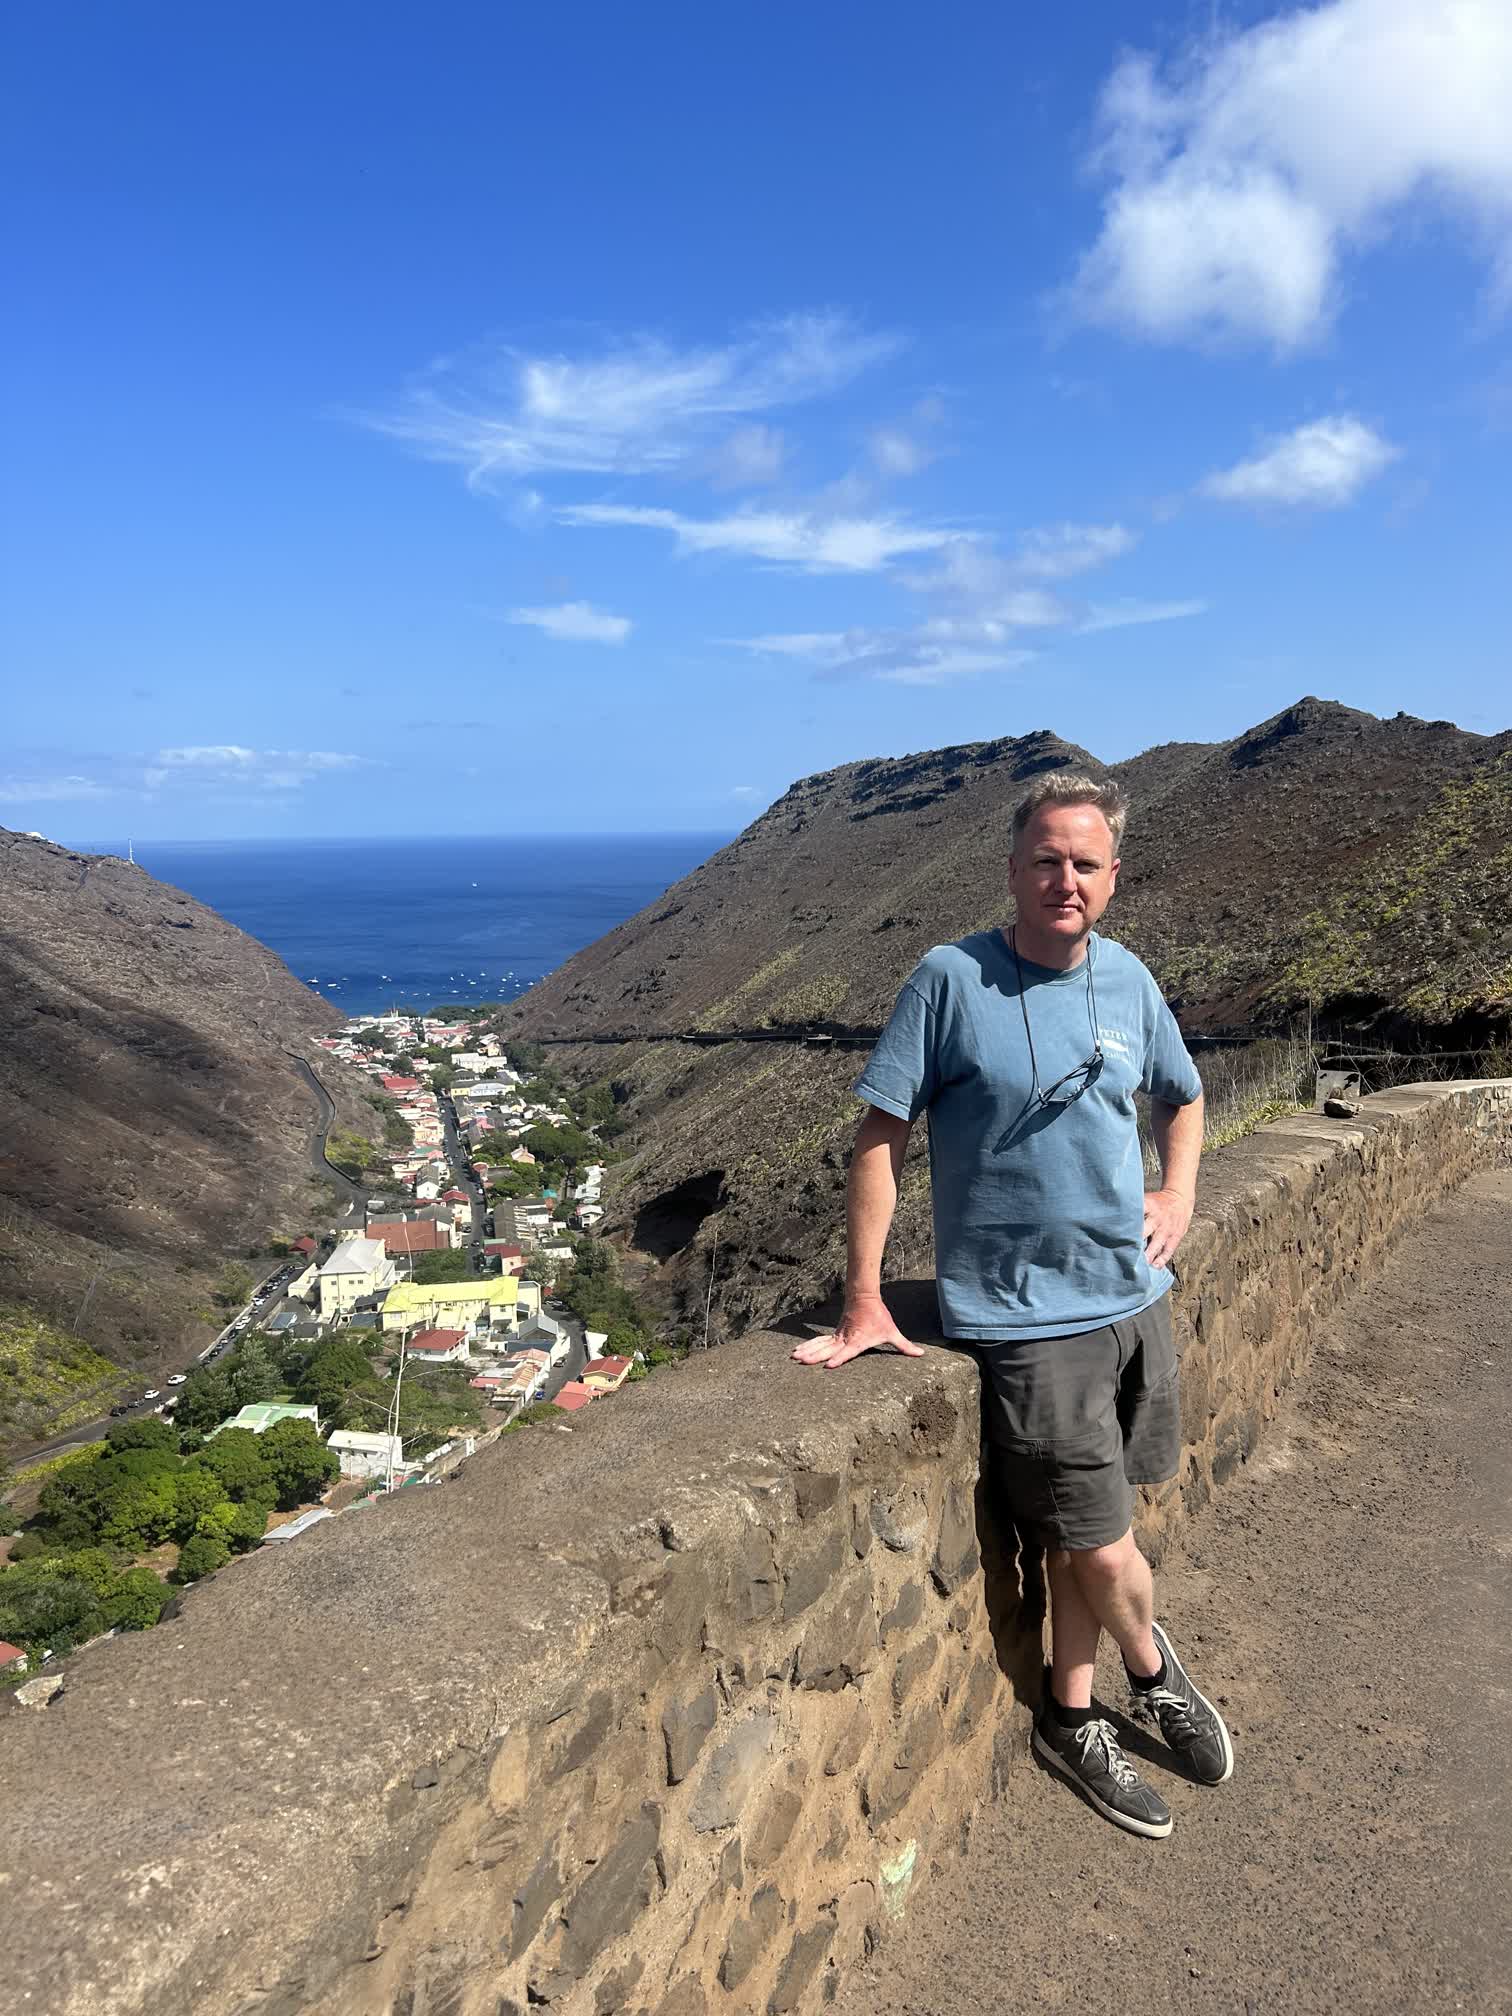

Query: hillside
left=0, top=830, right=367, bottom=1442
left=505, top=698, right=1512, bottom=1341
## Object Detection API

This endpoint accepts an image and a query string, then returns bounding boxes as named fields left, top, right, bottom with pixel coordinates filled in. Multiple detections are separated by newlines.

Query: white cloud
left=146, top=748, right=367, bottom=792
left=1069, top=0, right=1512, bottom=350
left=558, top=502, right=966, bottom=575
left=370, top=312, right=899, bottom=486
left=0, top=772, right=110, bottom=803
left=1199, top=416, right=1398, bottom=508
left=1013, top=522, right=1137, bottom=579
left=868, top=427, right=929, bottom=477
left=730, top=620, right=1037, bottom=686
left=710, top=424, right=787, bottom=489
left=508, top=600, right=632, bottom=644
left=730, top=784, right=759, bottom=798
left=1077, top=598, right=1209, bottom=633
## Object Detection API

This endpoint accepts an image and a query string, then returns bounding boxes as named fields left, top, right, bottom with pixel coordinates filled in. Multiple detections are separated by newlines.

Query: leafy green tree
left=229, top=1499, right=270, bottom=1549
left=173, top=1531, right=231, bottom=1583
left=171, top=1464, right=231, bottom=1542
left=52, top=1546, right=124, bottom=1597
left=327, top=1130, right=381, bottom=1181
left=295, top=1337, right=372, bottom=1415
left=259, top=1420, right=338, bottom=1511
left=228, top=1337, right=280, bottom=1409
left=410, top=1247, right=472, bottom=1284
left=104, top=1566, right=170, bottom=1630
left=523, top=1123, right=597, bottom=1170
left=0, top=1563, right=100, bottom=1655
left=98, top=1474, right=179, bottom=1553
left=194, top=1429, right=274, bottom=1506
left=105, top=1417, right=180, bottom=1460
left=175, top=1365, right=235, bottom=1437
left=213, top=1262, right=255, bottom=1312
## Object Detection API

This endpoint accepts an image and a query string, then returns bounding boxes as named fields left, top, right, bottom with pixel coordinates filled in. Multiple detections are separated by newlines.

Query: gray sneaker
left=1032, top=1711, right=1174, bottom=1838
left=1133, top=1621, right=1235, bottom=1785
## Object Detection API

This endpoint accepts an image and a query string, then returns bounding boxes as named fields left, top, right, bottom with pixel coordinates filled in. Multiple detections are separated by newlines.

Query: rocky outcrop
left=0, top=830, right=360, bottom=1411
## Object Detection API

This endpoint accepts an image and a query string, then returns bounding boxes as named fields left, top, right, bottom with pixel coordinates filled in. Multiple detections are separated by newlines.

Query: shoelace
left=1076, top=1717, right=1139, bottom=1788
left=1143, top=1682, right=1202, bottom=1741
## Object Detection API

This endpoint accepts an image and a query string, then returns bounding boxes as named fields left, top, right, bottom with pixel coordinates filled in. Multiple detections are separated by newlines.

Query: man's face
left=1008, top=803, right=1120, bottom=949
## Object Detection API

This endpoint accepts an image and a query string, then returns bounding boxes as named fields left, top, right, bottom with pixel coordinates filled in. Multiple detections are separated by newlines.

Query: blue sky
left=5, top=0, right=1509, bottom=841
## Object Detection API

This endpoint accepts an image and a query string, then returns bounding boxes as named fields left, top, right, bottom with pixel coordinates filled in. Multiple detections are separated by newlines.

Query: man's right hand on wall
left=790, top=1295, right=924, bottom=1370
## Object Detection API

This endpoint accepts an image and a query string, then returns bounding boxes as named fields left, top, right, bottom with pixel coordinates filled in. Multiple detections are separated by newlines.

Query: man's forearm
left=845, top=1109, right=912, bottom=1303
left=1152, top=1093, right=1204, bottom=1199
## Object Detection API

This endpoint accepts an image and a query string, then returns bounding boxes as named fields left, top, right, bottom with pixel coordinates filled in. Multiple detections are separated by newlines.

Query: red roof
left=484, top=1241, right=523, bottom=1257
left=0, top=1640, right=25, bottom=1667
left=381, top=1074, right=421, bottom=1092
left=441, top=1188, right=469, bottom=1203
left=369, top=1219, right=448, bottom=1255
left=551, top=1383, right=595, bottom=1412
left=292, top=1236, right=317, bottom=1255
left=406, top=1328, right=466, bottom=1354
left=588, top=1356, right=633, bottom=1378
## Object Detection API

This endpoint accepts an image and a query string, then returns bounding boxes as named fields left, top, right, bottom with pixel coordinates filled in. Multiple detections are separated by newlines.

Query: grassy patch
left=0, top=1304, right=128, bottom=1446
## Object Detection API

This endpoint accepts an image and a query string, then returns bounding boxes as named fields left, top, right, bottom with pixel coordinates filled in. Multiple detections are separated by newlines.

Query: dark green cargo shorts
left=973, top=1293, right=1180, bottom=1552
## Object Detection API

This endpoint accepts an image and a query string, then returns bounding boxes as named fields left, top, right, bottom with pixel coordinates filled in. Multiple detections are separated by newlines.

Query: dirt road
left=836, top=1165, right=1512, bottom=2016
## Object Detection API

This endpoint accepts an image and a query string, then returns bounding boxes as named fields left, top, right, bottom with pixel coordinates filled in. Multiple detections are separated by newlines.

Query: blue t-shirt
left=854, top=930, right=1202, bottom=1340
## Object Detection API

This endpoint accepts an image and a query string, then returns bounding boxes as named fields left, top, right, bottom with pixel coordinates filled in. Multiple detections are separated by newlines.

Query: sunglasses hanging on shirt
left=1009, top=928, right=1105, bottom=1111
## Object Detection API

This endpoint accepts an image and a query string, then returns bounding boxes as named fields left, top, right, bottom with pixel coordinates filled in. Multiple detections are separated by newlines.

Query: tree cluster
left=0, top=1412, right=340, bottom=1660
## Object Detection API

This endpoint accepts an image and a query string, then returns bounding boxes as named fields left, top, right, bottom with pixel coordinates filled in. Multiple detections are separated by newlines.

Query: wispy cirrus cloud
left=729, top=618, right=1039, bottom=687
left=1199, top=417, right=1398, bottom=509
left=708, top=423, right=787, bottom=489
left=1066, top=0, right=1512, bottom=351
left=557, top=502, right=967, bottom=575
left=1014, top=522, right=1137, bottom=579
left=145, top=746, right=367, bottom=792
left=0, top=771, right=111, bottom=804
left=508, top=600, right=632, bottom=644
left=368, top=312, right=900, bottom=488
left=1077, top=598, right=1208, bottom=634
left=1, top=746, right=372, bottom=805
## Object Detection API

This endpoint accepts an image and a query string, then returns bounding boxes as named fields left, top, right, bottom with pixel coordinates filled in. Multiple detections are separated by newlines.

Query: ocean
left=131, top=833, right=731, bottom=1021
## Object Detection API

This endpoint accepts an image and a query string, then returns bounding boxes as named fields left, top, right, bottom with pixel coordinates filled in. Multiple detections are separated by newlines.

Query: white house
left=317, top=1236, right=396, bottom=1321
left=328, top=1429, right=404, bottom=1480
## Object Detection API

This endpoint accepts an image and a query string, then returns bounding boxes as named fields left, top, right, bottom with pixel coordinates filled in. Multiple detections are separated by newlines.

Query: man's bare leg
left=1048, top=1529, right=1161, bottom=1704
left=1045, top=1549, right=1103, bottom=1708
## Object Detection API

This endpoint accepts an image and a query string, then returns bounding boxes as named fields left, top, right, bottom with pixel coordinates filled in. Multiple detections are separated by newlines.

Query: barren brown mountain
left=507, top=698, right=1512, bottom=1342
left=0, top=830, right=368, bottom=1443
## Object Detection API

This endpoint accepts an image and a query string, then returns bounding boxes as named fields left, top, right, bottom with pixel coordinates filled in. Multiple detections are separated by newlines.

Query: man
left=793, top=773, right=1232, bottom=1838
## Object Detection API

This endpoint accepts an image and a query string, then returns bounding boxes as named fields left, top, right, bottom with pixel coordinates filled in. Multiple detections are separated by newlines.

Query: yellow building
left=381, top=1276, right=530, bottom=1335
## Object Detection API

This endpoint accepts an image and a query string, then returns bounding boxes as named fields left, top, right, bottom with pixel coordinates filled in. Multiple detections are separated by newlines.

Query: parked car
left=142, top=1389, right=160, bottom=1401
left=166, top=1373, right=186, bottom=1386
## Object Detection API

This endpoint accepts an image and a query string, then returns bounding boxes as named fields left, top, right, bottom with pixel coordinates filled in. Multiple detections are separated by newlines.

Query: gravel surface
left=836, top=1165, right=1512, bottom=2016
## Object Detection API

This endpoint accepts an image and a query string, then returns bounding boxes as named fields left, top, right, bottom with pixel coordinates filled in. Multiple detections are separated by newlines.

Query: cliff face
left=0, top=831, right=363, bottom=1417
left=506, top=699, right=1512, bottom=1341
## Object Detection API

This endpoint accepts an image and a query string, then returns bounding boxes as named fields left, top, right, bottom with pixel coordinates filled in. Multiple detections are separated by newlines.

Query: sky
left=4, top=0, right=1510, bottom=842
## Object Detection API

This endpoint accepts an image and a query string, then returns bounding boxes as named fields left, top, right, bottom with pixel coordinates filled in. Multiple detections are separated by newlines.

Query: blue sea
left=129, top=834, right=731, bottom=1020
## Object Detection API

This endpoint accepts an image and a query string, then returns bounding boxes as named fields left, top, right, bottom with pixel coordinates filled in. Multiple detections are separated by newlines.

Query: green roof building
left=209, top=1402, right=320, bottom=1438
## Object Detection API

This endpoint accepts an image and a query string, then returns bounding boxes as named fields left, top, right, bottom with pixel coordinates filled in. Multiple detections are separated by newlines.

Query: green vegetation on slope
left=1268, top=753, right=1512, bottom=1022
left=0, top=1303, right=128, bottom=1446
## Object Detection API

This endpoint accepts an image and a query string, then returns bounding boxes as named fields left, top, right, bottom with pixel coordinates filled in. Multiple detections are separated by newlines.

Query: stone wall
left=4, top=1082, right=1508, bottom=2016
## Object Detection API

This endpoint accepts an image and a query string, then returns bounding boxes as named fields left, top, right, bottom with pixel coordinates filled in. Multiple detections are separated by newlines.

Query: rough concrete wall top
left=3, top=1082, right=1507, bottom=2016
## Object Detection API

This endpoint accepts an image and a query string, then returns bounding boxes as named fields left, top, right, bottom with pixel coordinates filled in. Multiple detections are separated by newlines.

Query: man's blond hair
left=1011, top=771, right=1128, bottom=853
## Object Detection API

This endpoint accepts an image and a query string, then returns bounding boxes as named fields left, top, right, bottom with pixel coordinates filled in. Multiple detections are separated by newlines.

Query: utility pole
left=385, top=1333, right=409, bottom=1493
left=701, top=1233, right=719, bottom=1351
